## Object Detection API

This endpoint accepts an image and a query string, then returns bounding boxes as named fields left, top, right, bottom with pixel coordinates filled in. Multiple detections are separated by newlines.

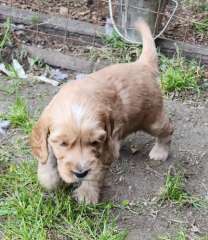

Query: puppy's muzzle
left=72, top=169, right=90, bottom=178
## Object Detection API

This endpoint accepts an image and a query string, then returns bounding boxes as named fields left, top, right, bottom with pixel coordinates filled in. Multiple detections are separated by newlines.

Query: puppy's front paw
left=73, top=184, right=99, bottom=204
left=149, top=143, right=169, bottom=162
left=38, top=163, right=62, bottom=190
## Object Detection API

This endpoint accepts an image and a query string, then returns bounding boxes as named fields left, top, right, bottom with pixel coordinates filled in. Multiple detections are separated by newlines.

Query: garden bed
left=0, top=0, right=208, bottom=46
left=0, top=4, right=208, bottom=66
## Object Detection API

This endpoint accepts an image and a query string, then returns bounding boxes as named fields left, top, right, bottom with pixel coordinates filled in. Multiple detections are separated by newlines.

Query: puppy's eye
left=90, top=141, right=99, bottom=147
left=60, top=141, right=68, bottom=147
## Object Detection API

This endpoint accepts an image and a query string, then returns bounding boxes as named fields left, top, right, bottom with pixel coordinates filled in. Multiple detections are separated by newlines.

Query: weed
left=182, top=0, right=208, bottom=12
left=0, top=97, right=34, bottom=134
left=31, top=14, right=41, bottom=25
left=89, top=31, right=141, bottom=63
left=0, top=156, right=126, bottom=239
left=193, top=18, right=208, bottom=35
left=158, top=230, right=187, bottom=240
left=103, top=32, right=129, bottom=49
left=160, top=169, right=189, bottom=204
left=0, top=61, right=26, bottom=95
left=4, top=63, right=20, bottom=78
left=28, top=56, right=45, bottom=71
left=158, top=231, right=208, bottom=240
left=160, top=168, right=208, bottom=208
left=0, top=18, right=11, bottom=50
left=200, top=236, right=208, bottom=240
left=160, top=54, right=203, bottom=93
left=0, top=76, right=23, bottom=95
left=198, top=3, right=208, bottom=12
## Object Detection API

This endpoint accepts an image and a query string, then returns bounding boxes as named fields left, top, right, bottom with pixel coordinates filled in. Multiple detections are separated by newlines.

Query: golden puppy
left=31, top=20, right=173, bottom=204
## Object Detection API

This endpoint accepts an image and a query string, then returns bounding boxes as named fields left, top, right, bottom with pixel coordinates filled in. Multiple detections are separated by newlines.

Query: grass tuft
left=158, top=231, right=208, bottom=240
left=0, top=18, right=11, bottom=50
left=160, top=54, right=204, bottom=93
left=193, top=18, right=208, bottom=35
left=160, top=168, right=208, bottom=208
left=158, top=230, right=187, bottom=240
left=89, top=31, right=141, bottom=64
left=0, top=158, right=126, bottom=240
left=0, top=97, right=34, bottom=134
left=31, top=14, right=42, bottom=25
left=182, top=0, right=208, bottom=12
left=160, top=169, right=188, bottom=204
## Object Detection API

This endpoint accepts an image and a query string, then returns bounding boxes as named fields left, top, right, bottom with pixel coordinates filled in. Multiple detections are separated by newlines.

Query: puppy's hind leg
left=38, top=144, right=62, bottom=190
left=147, top=111, right=174, bottom=162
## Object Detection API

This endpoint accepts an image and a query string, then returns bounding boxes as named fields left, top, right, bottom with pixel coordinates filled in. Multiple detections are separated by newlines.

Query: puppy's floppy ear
left=105, top=111, right=121, bottom=141
left=31, top=111, right=50, bottom=164
left=103, top=111, right=114, bottom=140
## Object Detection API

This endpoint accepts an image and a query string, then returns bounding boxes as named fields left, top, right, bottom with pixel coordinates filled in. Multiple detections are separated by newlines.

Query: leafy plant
left=31, top=14, right=41, bottom=25
left=160, top=54, right=203, bottom=93
left=193, top=18, right=208, bottom=34
left=0, top=97, right=34, bottom=134
left=159, top=168, right=208, bottom=209
left=182, top=0, right=208, bottom=12
left=0, top=17, right=11, bottom=49
left=90, top=31, right=141, bottom=63
left=103, top=32, right=129, bottom=49
left=160, top=169, right=188, bottom=204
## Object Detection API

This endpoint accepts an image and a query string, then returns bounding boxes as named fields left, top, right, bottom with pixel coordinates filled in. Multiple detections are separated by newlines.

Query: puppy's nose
left=72, top=169, right=90, bottom=178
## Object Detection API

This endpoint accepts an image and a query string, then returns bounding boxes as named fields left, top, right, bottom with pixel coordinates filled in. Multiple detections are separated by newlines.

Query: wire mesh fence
left=0, top=0, right=207, bottom=60
left=110, top=0, right=208, bottom=45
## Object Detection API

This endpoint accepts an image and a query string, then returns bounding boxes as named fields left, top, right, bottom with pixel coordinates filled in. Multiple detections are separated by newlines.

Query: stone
left=59, top=7, right=68, bottom=16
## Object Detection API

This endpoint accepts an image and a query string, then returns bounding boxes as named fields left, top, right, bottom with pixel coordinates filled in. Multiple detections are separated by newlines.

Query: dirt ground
left=0, top=75, right=208, bottom=239
left=105, top=99, right=208, bottom=239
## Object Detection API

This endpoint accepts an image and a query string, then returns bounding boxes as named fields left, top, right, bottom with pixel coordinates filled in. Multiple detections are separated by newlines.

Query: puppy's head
left=31, top=103, right=113, bottom=184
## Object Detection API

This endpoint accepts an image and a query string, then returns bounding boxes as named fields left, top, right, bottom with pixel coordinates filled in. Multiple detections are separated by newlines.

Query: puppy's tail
left=135, top=19, right=158, bottom=69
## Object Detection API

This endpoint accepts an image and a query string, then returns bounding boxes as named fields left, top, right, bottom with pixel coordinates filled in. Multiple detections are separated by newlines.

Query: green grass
left=158, top=231, right=208, bottom=240
left=0, top=155, right=126, bottom=239
left=160, top=169, right=188, bottom=204
left=30, top=14, right=42, bottom=25
left=158, top=230, right=187, bottom=240
left=0, top=17, right=11, bottom=50
left=103, top=32, right=131, bottom=50
left=200, top=237, right=208, bottom=240
left=182, top=0, right=208, bottom=12
left=0, top=97, right=34, bottom=134
left=0, top=77, right=24, bottom=95
left=193, top=18, right=208, bottom=35
left=89, top=31, right=141, bottom=64
left=0, top=61, right=26, bottom=95
left=160, top=168, right=208, bottom=208
left=198, top=3, right=208, bottom=12
left=160, top=54, right=204, bottom=93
